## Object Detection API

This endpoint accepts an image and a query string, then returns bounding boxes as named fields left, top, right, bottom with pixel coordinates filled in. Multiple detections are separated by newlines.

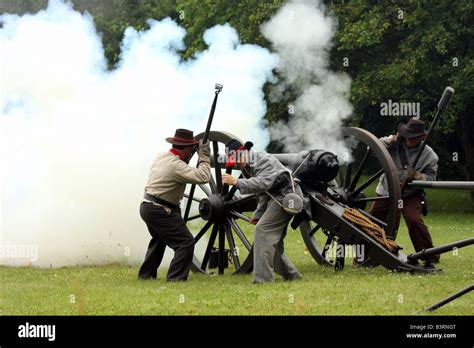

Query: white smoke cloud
left=261, top=0, right=352, bottom=156
left=0, top=0, right=278, bottom=267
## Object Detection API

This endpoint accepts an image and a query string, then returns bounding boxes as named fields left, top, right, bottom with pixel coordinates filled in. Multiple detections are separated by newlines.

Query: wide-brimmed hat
left=225, top=140, right=254, bottom=168
left=166, top=129, right=199, bottom=146
left=398, top=118, right=428, bottom=138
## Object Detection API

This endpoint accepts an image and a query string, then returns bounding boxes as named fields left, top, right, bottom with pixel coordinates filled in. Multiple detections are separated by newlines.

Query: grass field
left=1, top=188, right=473, bottom=316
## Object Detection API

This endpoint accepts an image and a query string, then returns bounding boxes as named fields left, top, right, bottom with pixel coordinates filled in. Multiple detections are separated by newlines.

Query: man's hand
left=413, top=171, right=427, bottom=181
left=249, top=217, right=259, bottom=225
left=198, top=140, right=210, bottom=158
left=404, top=167, right=416, bottom=182
left=385, top=133, right=399, bottom=144
left=222, top=173, right=238, bottom=186
left=404, top=167, right=427, bottom=182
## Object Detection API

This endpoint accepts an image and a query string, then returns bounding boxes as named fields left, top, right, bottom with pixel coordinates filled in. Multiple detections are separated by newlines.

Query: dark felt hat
left=398, top=118, right=428, bottom=138
left=166, top=129, right=199, bottom=146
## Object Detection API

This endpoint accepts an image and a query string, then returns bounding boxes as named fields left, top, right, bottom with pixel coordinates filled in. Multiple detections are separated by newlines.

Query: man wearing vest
left=370, top=118, right=440, bottom=268
left=222, top=140, right=302, bottom=284
left=139, top=129, right=211, bottom=281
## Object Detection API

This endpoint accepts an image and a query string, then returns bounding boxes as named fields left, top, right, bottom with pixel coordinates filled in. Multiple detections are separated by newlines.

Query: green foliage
left=80, top=0, right=179, bottom=68
left=335, top=2, right=449, bottom=130
left=331, top=1, right=474, bottom=199
left=0, top=0, right=47, bottom=14
left=175, top=0, right=282, bottom=58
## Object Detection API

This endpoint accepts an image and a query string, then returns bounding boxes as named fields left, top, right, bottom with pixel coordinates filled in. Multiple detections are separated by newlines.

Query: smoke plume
left=0, top=0, right=277, bottom=267
left=261, top=0, right=352, bottom=156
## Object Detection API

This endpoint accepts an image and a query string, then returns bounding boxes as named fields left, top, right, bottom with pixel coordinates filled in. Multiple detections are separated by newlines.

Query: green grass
left=427, top=189, right=473, bottom=213
left=1, top=185, right=473, bottom=316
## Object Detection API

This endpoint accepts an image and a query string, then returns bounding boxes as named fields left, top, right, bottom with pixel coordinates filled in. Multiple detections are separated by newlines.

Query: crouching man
left=222, top=140, right=302, bottom=284
left=139, top=129, right=211, bottom=281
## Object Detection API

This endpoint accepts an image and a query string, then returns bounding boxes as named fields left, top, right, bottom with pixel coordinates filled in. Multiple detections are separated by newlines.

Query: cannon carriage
left=180, top=127, right=473, bottom=276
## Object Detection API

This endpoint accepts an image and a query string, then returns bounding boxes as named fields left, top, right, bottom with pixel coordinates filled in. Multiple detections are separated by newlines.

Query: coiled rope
left=342, top=208, right=401, bottom=252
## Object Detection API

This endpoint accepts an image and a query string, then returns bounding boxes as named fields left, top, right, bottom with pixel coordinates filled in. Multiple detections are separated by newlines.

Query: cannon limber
left=181, top=128, right=473, bottom=275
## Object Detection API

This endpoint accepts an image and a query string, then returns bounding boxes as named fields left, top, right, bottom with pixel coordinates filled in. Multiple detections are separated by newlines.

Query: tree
left=331, top=0, right=474, bottom=207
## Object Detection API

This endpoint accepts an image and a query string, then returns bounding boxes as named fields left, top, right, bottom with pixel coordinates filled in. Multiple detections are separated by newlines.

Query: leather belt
left=143, top=193, right=177, bottom=210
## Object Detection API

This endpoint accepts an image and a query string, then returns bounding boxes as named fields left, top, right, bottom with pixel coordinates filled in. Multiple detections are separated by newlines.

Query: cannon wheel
left=300, top=127, right=401, bottom=267
left=182, top=131, right=256, bottom=275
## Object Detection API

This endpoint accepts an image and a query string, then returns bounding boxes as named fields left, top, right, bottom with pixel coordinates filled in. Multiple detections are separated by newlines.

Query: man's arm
left=236, top=155, right=278, bottom=194
left=420, top=152, right=438, bottom=181
left=379, top=134, right=398, bottom=150
left=175, top=161, right=211, bottom=184
left=237, top=175, right=274, bottom=194
left=175, top=141, right=211, bottom=184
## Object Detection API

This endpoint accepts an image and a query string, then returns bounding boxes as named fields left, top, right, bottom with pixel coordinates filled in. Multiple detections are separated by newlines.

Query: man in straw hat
left=139, top=129, right=211, bottom=281
left=371, top=118, right=440, bottom=268
left=222, top=140, right=302, bottom=284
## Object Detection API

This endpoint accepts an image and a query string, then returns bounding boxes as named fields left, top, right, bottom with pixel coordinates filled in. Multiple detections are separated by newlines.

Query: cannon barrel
left=407, top=237, right=474, bottom=262
left=210, top=149, right=339, bottom=183
left=273, top=151, right=310, bottom=170
left=409, top=180, right=474, bottom=190
left=273, top=150, right=340, bottom=183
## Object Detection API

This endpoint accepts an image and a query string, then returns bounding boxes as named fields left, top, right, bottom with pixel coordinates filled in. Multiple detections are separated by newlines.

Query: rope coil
left=342, top=208, right=401, bottom=253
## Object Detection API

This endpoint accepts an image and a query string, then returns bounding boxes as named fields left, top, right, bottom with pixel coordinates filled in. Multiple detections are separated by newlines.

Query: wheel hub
left=199, top=194, right=226, bottom=222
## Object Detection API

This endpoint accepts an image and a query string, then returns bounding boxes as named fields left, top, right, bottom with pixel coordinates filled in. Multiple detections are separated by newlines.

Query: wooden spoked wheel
left=300, top=127, right=401, bottom=267
left=183, top=131, right=257, bottom=275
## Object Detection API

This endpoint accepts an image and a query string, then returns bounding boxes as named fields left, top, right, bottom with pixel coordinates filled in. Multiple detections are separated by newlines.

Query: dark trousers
left=369, top=191, right=439, bottom=263
left=138, top=202, right=195, bottom=281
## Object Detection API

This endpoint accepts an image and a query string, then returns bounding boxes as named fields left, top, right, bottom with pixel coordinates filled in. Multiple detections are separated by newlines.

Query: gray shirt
left=376, top=137, right=438, bottom=197
left=236, top=151, right=291, bottom=219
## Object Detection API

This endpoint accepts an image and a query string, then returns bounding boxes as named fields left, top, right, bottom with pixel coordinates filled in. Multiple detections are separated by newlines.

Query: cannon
left=181, top=128, right=473, bottom=275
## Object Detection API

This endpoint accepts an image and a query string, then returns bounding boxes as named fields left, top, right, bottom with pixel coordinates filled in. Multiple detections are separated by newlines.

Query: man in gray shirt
left=371, top=118, right=440, bottom=267
left=222, top=140, right=302, bottom=284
